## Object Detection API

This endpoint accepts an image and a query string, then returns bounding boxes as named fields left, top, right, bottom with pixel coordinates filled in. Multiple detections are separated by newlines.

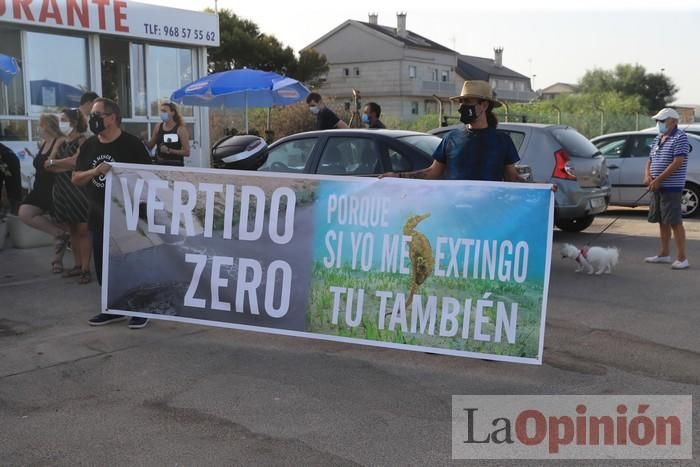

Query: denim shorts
left=648, top=191, right=683, bottom=225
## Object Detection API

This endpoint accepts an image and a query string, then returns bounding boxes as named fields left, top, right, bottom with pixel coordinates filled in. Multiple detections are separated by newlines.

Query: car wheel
left=681, top=183, right=699, bottom=218
left=555, top=215, right=595, bottom=232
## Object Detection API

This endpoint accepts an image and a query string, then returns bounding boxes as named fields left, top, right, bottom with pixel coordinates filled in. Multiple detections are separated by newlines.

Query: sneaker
left=644, top=255, right=672, bottom=264
left=128, top=317, right=149, bottom=329
left=671, top=259, right=689, bottom=270
left=88, top=313, right=127, bottom=326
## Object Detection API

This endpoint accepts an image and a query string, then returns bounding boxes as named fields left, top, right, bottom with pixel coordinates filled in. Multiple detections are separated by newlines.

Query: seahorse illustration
left=403, top=213, right=433, bottom=308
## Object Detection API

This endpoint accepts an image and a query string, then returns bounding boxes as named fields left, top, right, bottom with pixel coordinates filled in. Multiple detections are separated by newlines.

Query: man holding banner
left=72, top=98, right=153, bottom=329
left=387, top=80, right=523, bottom=183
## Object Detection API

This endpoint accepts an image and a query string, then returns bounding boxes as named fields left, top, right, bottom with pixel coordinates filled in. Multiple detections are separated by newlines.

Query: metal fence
left=493, top=110, right=656, bottom=139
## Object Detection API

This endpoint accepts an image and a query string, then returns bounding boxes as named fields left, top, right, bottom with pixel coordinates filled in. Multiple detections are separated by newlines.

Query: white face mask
left=309, top=105, right=320, bottom=115
left=59, top=121, right=72, bottom=136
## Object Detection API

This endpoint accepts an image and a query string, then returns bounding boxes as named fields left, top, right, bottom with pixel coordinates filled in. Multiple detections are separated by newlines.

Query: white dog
left=560, top=243, right=619, bottom=275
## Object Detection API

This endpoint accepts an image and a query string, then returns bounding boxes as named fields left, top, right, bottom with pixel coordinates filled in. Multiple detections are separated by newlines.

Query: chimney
left=494, top=47, right=503, bottom=67
left=368, top=12, right=378, bottom=25
left=396, top=12, right=407, bottom=38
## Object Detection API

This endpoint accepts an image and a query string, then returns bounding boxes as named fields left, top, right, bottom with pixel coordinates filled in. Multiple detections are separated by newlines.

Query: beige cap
left=450, top=80, right=502, bottom=107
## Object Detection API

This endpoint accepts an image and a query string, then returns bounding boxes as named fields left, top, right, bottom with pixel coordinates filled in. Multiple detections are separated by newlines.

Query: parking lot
left=1, top=208, right=698, bottom=466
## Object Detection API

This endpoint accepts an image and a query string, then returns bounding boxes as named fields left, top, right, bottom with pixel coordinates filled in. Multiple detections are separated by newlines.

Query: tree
left=578, top=64, right=678, bottom=112
left=206, top=9, right=328, bottom=85
left=286, top=49, right=329, bottom=88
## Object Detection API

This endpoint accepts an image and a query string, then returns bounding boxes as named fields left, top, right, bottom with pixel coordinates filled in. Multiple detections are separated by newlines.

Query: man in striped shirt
left=644, top=108, right=690, bottom=270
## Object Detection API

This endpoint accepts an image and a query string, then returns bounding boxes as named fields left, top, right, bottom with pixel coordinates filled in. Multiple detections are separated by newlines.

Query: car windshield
left=397, top=135, right=442, bottom=155
left=551, top=128, right=600, bottom=158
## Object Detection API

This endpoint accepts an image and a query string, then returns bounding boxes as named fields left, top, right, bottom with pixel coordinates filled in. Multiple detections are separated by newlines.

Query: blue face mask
left=160, top=111, right=170, bottom=122
left=361, top=114, right=370, bottom=124
left=656, top=121, right=668, bottom=134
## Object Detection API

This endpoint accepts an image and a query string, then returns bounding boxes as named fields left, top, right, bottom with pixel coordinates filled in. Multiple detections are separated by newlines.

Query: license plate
left=590, top=197, right=605, bottom=209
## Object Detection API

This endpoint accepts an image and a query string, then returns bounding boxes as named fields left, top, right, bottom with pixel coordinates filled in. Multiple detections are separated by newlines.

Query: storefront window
left=146, top=45, right=193, bottom=117
left=0, top=29, right=25, bottom=116
left=101, top=38, right=132, bottom=117
left=131, top=43, right=147, bottom=117
left=0, top=119, right=28, bottom=141
left=122, top=121, right=150, bottom=143
left=25, top=32, right=88, bottom=114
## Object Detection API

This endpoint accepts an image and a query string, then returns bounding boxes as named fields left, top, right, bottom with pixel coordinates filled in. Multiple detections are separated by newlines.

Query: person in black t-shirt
left=72, top=98, right=152, bottom=329
left=382, top=80, right=523, bottom=182
left=362, top=102, right=386, bottom=129
left=1, top=142, right=23, bottom=215
left=306, top=92, right=348, bottom=130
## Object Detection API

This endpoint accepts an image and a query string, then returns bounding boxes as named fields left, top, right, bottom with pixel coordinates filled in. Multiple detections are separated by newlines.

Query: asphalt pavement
left=1, top=208, right=698, bottom=466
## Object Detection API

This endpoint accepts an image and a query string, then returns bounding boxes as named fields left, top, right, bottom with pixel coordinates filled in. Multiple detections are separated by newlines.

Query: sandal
left=51, top=260, right=64, bottom=274
left=78, top=270, right=92, bottom=284
left=54, top=232, right=70, bottom=256
left=62, top=266, right=82, bottom=278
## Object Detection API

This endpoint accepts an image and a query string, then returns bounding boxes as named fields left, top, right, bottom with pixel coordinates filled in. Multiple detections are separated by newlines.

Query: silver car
left=591, top=130, right=699, bottom=217
left=430, top=123, right=611, bottom=232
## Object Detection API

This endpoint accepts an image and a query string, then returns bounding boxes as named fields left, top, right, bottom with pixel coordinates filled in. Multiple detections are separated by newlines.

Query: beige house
left=670, top=105, right=696, bottom=124
left=301, top=13, right=458, bottom=120
left=538, top=82, right=578, bottom=100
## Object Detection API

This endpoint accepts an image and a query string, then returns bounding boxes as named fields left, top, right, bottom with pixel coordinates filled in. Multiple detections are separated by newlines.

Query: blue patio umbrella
left=170, top=68, right=310, bottom=133
left=29, top=79, right=83, bottom=108
left=0, top=54, right=19, bottom=85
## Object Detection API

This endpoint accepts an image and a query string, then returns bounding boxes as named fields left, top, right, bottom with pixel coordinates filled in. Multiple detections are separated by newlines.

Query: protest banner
left=103, top=163, right=554, bottom=364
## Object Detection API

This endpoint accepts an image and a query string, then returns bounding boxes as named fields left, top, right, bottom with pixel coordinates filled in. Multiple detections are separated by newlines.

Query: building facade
left=302, top=13, right=458, bottom=121
left=455, top=49, right=537, bottom=104
left=538, top=82, right=578, bottom=100
left=0, top=1, right=219, bottom=167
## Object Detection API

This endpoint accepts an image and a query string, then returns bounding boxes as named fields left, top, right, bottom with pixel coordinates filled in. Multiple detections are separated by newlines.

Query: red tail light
left=553, top=149, right=576, bottom=180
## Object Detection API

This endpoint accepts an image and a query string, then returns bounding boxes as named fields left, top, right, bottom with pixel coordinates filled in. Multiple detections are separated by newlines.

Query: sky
left=140, top=0, right=700, bottom=105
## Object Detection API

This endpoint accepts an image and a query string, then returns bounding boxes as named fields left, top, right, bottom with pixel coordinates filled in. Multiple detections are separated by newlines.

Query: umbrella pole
left=1, top=84, right=8, bottom=115
left=244, top=93, right=249, bottom=134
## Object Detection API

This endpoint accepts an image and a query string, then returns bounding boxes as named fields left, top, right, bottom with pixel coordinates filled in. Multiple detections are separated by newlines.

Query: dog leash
left=585, top=189, right=651, bottom=245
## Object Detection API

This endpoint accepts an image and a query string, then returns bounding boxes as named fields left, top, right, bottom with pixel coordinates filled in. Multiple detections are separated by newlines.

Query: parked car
left=256, top=129, right=440, bottom=176
left=430, top=123, right=611, bottom=232
left=591, top=130, right=700, bottom=217
left=214, top=129, right=533, bottom=181
left=642, top=123, right=700, bottom=137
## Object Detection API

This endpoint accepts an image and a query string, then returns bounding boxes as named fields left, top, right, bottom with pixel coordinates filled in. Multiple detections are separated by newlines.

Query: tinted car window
left=318, top=137, right=380, bottom=176
left=628, top=135, right=656, bottom=158
left=388, top=148, right=412, bottom=172
left=260, top=138, right=317, bottom=173
left=552, top=128, right=599, bottom=157
left=397, top=135, right=442, bottom=155
left=594, top=136, right=627, bottom=158
left=500, top=130, right=525, bottom=152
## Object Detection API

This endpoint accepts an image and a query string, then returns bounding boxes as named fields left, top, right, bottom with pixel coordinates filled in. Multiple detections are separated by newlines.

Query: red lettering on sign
left=0, top=1, right=6, bottom=16
left=92, top=0, right=109, bottom=30
left=13, top=0, right=34, bottom=21
left=39, top=0, right=63, bottom=24
left=66, top=0, right=89, bottom=27
left=113, top=0, right=128, bottom=32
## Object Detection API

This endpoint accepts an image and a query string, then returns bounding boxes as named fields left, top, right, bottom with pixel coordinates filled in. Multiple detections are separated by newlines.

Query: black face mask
left=458, top=104, right=478, bottom=124
left=88, top=114, right=106, bottom=134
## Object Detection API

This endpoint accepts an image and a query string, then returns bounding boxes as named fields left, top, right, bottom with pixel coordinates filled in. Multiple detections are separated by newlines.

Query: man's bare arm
left=395, top=160, right=445, bottom=180
left=504, top=164, right=523, bottom=182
